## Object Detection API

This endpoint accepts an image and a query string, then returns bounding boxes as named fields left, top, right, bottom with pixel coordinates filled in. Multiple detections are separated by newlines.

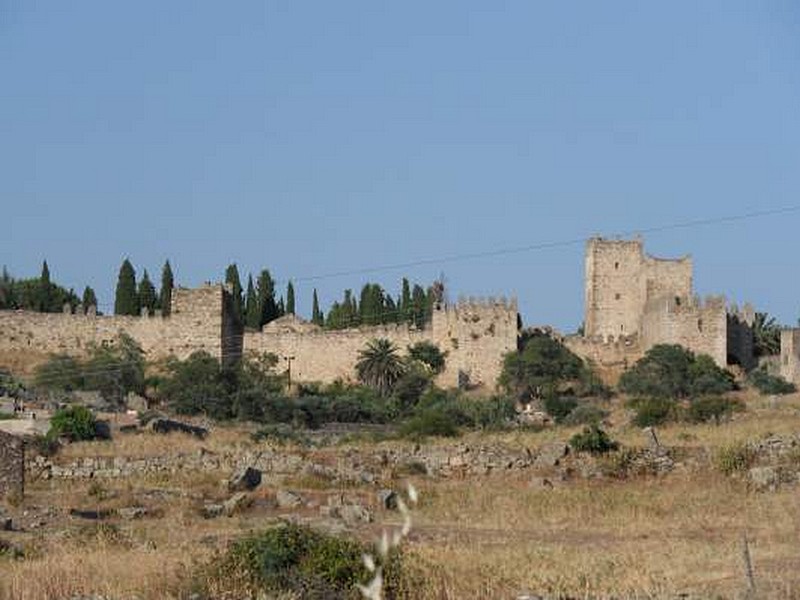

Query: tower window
left=615, top=293, right=621, bottom=300
left=614, top=262, right=619, bottom=270
left=697, top=318, right=703, bottom=332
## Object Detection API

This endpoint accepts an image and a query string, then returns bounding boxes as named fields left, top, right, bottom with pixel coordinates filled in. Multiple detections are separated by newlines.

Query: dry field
left=2, top=391, right=800, bottom=599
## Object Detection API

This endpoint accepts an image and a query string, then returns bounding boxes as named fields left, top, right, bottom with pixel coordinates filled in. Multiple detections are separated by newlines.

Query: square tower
left=584, top=237, right=693, bottom=339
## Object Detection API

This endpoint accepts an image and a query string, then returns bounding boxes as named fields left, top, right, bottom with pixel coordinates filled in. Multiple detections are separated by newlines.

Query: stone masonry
left=243, top=298, right=519, bottom=389
left=565, top=237, right=755, bottom=383
left=0, top=282, right=518, bottom=390
left=0, top=430, right=24, bottom=501
left=0, top=284, right=241, bottom=374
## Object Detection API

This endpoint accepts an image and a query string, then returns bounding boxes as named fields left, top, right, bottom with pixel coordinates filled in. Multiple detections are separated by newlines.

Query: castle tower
left=584, top=238, right=647, bottom=338
left=584, top=237, right=693, bottom=340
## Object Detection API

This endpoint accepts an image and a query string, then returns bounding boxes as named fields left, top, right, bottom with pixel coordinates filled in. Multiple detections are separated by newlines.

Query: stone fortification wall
left=244, top=319, right=427, bottom=385
left=0, top=285, right=235, bottom=374
left=430, top=298, right=519, bottom=389
left=244, top=298, right=518, bottom=390
left=562, top=334, right=643, bottom=385
left=780, top=329, right=800, bottom=385
left=640, top=295, right=728, bottom=367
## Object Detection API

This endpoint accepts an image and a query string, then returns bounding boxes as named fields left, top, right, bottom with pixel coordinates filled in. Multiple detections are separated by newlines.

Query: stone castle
left=0, top=236, right=787, bottom=390
left=563, top=237, right=756, bottom=383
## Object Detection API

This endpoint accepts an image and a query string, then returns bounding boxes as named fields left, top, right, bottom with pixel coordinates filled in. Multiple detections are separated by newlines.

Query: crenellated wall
left=640, top=295, right=728, bottom=367
left=563, top=333, right=643, bottom=385
left=0, top=285, right=239, bottom=374
left=243, top=298, right=519, bottom=390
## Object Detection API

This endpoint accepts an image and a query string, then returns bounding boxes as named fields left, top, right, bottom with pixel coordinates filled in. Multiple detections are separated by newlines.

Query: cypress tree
left=138, top=270, right=157, bottom=316
left=38, top=260, right=52, bottom=312
left=224, top=264, right=243, bottom=324
left=411, top=284, right=427, bottom=329
left=82, top=286, right=97, bottom=312
left=244, top=275, right=260, bottom=329
left=312, top=289, right=323, bottom=325
left=257, top=269, right=279, bottom=326
left=0, top=267, right=14, bottom=309
left=286, top=281, right=295, bottom=315
left=400, top=278, right=412, bottom=323
left=384, top=294, right=397, bottom=323
left=326, top=301, right=342, bottom=329
left=159, top=260, right=174, bottom=316
left=114, top=259, right=139, bottom=316
left=277, top=297, right=285, bottom=317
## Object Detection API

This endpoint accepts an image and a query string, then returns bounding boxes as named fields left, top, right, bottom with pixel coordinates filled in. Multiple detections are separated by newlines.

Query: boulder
left=534, top=442, right=568, bottom=469
left=201, top=504, right=224, bottom=519
left=338, top=503, right=372, bottom=526
left=223, top=492, right=252, bottom=516
left=125, top=392, right=148, bottom=413
left=117, top=507, right=148, bottom=520
left=276, top=489, right=304, bottom=509
left=748, top=466, right=780, bottom=492
left=228, top=466, right=262, bottom=492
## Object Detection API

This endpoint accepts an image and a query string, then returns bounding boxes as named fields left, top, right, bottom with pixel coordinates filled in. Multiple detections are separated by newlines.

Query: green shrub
left=399, top=408, right=460, bottom=440
left=407, top=341, right=446, bottom=374
left=748, top=367, right=796, bottom=395
left=542, top=395, right=578, bottom=423
left=561, top=403, right=608, bottom=426
left=629, top=397, right=675, bottom=427
left=499, top=332, right=587, bottom=401
left=715, top=441, right=756, bottom=475
left=48, top=405, right=97, bottom=441
left=34, top=354, right=83, bottom=391
left=620, top=344, right=734, bottom=399
left=30, top=434, right=61, bottom=457
left=687, top=396, right=744, bottom=424
left=251, top=424, right=313, bottom=446
left=202, top=523, right=376, bottom=598
left=569, top=424, right=619, bottom=454
left=0, top=411, right=16, bottom=420
left=454, top=396, right=517, bottom=430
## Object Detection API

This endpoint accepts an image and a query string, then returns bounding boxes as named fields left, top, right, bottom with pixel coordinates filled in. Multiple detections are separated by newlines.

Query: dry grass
left=400, top=472, right=800, bottom=598
left=58, top=422, right=258, bottom=459
left=4, top=391, right=800, bottom=599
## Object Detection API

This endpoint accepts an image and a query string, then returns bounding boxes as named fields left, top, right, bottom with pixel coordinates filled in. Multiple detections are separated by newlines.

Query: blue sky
left=2, top=2, right=799, bottom=329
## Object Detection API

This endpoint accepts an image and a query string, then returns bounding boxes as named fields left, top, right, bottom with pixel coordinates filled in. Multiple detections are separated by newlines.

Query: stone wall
left=780, top=329, right=800, bottom=384
left=562, top=334, right=643, bottom=385
left=244, top=299, right=519, bottom=390
left=0, top=285, right=237, bottom=374
left=0, top=430, right=24, bottom=500
left=640, top=295, right=728, bottom=367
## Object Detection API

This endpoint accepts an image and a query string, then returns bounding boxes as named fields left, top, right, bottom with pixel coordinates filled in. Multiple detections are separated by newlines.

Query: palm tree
left=356, top=338, right=406, bottom=396
left=753, top=312, right=781, bottom=357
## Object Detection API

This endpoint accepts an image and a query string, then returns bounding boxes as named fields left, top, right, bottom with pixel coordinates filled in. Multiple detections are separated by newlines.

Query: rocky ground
left=2, top=393, right=800, bottom=599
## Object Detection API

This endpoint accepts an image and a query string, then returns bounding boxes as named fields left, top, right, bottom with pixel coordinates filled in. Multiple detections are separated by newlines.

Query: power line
left=77, top=202, right=800, bottom=311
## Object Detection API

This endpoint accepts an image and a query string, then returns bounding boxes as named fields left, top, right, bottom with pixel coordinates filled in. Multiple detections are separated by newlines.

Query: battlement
left=643, top=293, right=727, bottom=315
left=0, top=284, right=239, bottom=374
